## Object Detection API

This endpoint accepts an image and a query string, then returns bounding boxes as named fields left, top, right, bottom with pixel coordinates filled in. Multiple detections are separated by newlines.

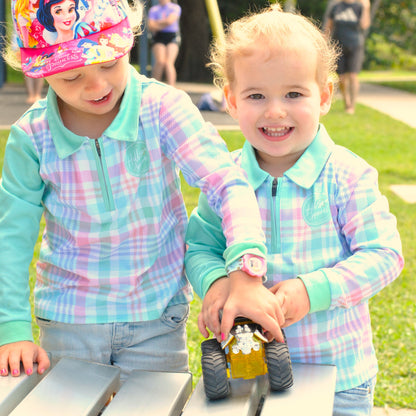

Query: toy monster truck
left=201, top=317, right=293, bottom=400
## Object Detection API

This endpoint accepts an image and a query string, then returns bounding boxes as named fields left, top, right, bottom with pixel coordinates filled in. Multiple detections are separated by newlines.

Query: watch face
left=243, top=255, right=266, bottom=277
left=248, top=257, right=264, bottom=274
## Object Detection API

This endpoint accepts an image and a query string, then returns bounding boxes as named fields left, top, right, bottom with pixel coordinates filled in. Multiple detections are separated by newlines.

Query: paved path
left=373, top=408, right=416, bottom=416
left=357, top=82, right=416, bottom=128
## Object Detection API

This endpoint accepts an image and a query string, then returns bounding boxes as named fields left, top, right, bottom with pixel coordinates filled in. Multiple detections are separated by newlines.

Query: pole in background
left=204, top=0, right=225, bottom=43
left=138, top=0, right=158, bottom=76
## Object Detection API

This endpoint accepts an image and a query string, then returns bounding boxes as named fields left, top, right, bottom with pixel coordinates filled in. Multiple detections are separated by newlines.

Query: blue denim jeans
left=333, top=376, right=376, bottom=416
left=36, top=303, right=189, bottom=382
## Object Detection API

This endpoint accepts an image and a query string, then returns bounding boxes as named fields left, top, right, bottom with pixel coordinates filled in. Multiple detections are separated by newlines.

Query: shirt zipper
left=93, top=138, right=115, bottom=211
left=271, top=177, right=281, bottom=252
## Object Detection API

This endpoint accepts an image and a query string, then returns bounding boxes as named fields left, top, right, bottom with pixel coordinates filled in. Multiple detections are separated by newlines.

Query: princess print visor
left=12, top=0, right=134, bottom=78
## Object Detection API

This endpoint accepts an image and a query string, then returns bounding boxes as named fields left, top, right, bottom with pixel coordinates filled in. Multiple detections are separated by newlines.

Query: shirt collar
left=47, top=65, right=141, bottom=159
left=241, top=124, right=335, bottom=190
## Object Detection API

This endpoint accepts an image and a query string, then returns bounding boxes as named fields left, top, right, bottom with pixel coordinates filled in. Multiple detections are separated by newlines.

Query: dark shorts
left=336, top=43, right=364, bottom=74
left=152, top=31, right=180, bottom=46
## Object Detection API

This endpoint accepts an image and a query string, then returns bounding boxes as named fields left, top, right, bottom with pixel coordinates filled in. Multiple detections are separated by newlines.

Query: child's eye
left=101, top=61, right=118, bottom=70
left=63, top=75, right=80, bottom=82
left=248, top=93, right=264, bottom=100
left=287, top=92, right=301, bottom=98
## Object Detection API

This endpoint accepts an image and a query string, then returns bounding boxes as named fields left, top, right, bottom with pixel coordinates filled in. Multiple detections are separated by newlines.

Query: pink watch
left=227, top=254, right=267, bottom=278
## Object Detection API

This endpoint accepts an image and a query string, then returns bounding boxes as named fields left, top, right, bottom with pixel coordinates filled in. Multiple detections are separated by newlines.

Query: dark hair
left=37, top=0, right=80, bottom=33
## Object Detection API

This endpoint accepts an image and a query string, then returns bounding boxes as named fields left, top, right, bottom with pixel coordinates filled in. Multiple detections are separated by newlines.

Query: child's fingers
left=218, top=308, right=234, bottom=342
left=0, top=355, right=9, bottom=376
left=7, top=351, right=22, bottom=377
left=21, top=351, right=34, bottom=376
left=197, top=313, right=210, bottom=339
left=36, top=348, right=50, bottom=374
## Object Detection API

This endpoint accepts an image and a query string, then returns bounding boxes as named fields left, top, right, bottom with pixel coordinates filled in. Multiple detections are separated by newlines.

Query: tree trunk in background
left=176, top=0, right=212, bottom=82
left=370, top=0, right=382, bottom=21
left=284, top=0, right=296, bottom=12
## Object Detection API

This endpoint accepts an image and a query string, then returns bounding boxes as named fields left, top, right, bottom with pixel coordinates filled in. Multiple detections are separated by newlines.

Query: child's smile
left=224, top=41, right=332, bottom=176
left=260, top=126, right=293, bottom=141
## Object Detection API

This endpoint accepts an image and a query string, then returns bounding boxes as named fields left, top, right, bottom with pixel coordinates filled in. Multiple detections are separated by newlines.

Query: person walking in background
left=185, top=4, right=403, bottom=415
left=325, top=0, right=371, bottom=114
left=147, top=0, right=181, bottom=86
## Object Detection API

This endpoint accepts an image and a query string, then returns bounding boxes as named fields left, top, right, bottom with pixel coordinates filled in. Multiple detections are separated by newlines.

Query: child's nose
left=85, top=75, right=107, bottom=93
left=265, top=100, right=286, bottom=119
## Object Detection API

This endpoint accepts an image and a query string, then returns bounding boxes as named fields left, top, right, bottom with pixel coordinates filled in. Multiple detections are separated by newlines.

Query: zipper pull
left=95, top=139, right=101, bottom=157
left=272, top=178, right=278, bottom=197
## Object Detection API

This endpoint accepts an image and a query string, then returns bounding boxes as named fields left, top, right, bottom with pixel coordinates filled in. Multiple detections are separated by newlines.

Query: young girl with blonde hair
left=186, top=5, right=403, bottom=415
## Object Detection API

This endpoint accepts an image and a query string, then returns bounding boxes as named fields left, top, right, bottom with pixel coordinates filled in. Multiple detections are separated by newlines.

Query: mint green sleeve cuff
left=0, top=321, right=34, bottom=346
left=298, top=270, right=331, bottom=313
left=223, top=243, right=266, bottom=269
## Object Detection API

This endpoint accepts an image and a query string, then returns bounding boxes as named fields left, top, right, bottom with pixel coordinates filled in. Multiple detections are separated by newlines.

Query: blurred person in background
left=148, top=0, right=181, bottom=86
left=325, top=0, right=371, bottom=114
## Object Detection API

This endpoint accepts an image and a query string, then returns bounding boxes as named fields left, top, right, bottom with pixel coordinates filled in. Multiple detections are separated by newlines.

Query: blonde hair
left=4, top=0, right=144, bottom=71
left=209, top=3, right=339, bottom=90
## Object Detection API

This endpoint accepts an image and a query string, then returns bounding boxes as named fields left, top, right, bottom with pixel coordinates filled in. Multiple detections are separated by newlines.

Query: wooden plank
left=102, top=370, right=192, bottom=415
left=260, top=363, right=337, bottom=416
left=0, top=364, right=46, bottom=416
left=9, top=358, right=120, bottom=416
left=182, top=375, right=268, bottom=416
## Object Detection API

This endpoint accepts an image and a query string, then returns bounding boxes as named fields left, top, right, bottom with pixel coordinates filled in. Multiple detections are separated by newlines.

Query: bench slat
left=260, top=363, right=337, bottom=415
left=0, top=365, right=45, bottom=416
left=182, top=375, right=268, bottom=416
left=9, top=357, right=120, bottom=416
left=102, top=370, right=192, bottom=415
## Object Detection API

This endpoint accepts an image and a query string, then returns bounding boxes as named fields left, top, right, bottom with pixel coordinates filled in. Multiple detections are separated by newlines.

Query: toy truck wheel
left=265, top=339, right=294, bottom=391
left=201, top=338, right=230, bottom=400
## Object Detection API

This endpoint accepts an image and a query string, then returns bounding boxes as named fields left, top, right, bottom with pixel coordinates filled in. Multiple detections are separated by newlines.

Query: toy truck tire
left=201, top=338, right=230, bottom=400
left=265, top=339, right=294, bottom=391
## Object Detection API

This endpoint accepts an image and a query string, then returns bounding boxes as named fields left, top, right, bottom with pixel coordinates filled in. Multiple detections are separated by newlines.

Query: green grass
left=367, top=80, right=416, bottom=94
left=359, top=70, right=416, bottom=94
left=360, top=70, right=416, bottom=81
left=1, top=97, right=415, bottom=409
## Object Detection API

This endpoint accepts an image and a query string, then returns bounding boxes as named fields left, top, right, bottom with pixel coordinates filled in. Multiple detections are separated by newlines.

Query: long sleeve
left=157, top=86, right=266, bottom=268
left=299, top=152, right=404, bottom=312
left=185, top=192, right=227, bottom=299
left=0, top=125, right=44, bottom=345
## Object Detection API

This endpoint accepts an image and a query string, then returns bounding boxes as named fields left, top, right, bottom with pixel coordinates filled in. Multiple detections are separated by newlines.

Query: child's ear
left=320, top=80, right=334, bottom=116
left=223, top=84, right=238, bottom=120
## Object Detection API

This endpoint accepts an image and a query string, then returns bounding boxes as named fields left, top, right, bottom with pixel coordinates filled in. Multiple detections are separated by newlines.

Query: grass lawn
left=0, top=97, right=415, bottom=409
left=360, top=70, right=416, bottom=94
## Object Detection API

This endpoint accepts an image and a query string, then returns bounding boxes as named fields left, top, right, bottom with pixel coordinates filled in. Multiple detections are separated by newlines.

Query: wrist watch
left=226, top=254, right=267, bottom=278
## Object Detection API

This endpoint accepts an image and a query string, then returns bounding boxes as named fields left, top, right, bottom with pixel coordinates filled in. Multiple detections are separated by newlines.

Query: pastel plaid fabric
left=0, top=67, right=265, bottom=345
left=185, top=125, right=404, bottom=391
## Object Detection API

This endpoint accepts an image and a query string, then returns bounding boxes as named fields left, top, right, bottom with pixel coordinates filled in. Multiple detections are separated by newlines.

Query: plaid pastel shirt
left=185, top=125, right=404, bottom=392
left=0, top=66, right=266, bottom=346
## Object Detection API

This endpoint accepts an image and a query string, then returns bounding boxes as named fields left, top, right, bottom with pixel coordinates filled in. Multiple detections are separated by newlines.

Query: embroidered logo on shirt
left=302, top=193, right=331, bottom=227
left=125, top=142, right=150, bottom=177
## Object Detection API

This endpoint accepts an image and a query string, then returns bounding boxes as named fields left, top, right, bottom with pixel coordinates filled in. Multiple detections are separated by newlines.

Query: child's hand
left=270, top=278, right=310, bottom=327
left=220, top=271, right=285, bottom=343
left=198, top=277, right=230, bottom=341
left=0, top=341, right=50, bottom=377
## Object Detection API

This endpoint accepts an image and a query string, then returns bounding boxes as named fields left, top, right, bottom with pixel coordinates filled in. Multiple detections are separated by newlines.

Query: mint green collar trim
left=241, top=124, right=334, bottom=190
left=285, top=125, right=334, bottom=189
left=240, top=141, right=269, bottom=190
left=48, top=65, right=141, bottom=159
